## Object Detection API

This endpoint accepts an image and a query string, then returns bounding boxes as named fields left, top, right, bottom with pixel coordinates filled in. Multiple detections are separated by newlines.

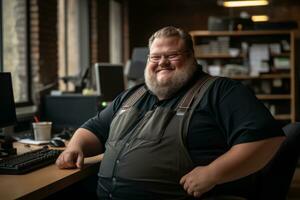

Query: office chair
left=60, top=65, right=92, bottom=92
left=124, top=47, right=148, bottom=88
left=204, top=122, right=300, bottom=200
left=255, top=122, right=300, bottom=199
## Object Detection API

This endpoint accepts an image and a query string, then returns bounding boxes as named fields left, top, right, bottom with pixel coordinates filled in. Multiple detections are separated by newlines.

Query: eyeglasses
left=148, top=51, right=190, bottom=63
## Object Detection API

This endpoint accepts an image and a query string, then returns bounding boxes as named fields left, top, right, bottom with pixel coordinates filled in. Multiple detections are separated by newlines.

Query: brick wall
left=29, top=0, right=58, bottom=104
left=89, top=0, right=110, bottom=63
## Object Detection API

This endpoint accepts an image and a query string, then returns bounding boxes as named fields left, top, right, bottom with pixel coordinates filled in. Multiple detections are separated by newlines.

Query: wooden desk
left=0, top=143, right=102, bottom=200
left=1, top=143, right=299, bottom=199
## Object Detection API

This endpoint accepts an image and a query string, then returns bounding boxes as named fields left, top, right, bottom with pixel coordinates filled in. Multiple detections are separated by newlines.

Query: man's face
left=145, top=36, right=196, bottom=99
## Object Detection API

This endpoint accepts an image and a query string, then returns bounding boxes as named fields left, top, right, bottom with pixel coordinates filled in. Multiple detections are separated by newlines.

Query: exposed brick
left=29, top=0, right=58, bottom=105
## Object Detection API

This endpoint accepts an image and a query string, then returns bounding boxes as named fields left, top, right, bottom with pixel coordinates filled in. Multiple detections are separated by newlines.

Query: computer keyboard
left=0, top=146, right=63, bottom=174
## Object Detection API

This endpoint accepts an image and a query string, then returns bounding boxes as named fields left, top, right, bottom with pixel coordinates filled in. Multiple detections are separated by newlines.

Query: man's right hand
left=56, top=148, right=84, bottom=169
left=55, top=128, right=103, bottom=169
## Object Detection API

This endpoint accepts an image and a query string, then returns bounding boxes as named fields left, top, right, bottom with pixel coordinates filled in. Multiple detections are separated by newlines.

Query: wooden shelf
left=197, top=53, right=245, bottom=59
left=190, top=30, right=296, bottom=124
left=274, top=114, right=291, bottom=120
left=271, top=52, right=290, bottom=57
left=256, top=94, right=291, bottom=100
left=230, top=73, right=290, bottom=80
left=190, top=30, right=292, bottom=37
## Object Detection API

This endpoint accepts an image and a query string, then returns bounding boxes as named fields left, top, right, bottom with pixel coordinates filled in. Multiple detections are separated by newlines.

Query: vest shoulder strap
left=180, top=75, right=219, bottom=144
left=121, top=86, right=147, bottom=110
left=176, top=74, right=217, bottom=115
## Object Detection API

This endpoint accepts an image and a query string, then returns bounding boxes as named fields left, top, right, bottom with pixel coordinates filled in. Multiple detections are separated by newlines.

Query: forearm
left=67, top=128, right=103, bottom=157
left=208, top=136, right=286, bottom=185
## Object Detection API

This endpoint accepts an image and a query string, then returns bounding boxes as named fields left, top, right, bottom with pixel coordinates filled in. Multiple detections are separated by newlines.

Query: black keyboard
left=0, top=146, right=63, bottom=174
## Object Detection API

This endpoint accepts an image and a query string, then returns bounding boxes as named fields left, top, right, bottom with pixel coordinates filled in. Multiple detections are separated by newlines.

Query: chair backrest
left=125, top=47, right=148, bottom=81
left=256, top=122, right=300, bottom=199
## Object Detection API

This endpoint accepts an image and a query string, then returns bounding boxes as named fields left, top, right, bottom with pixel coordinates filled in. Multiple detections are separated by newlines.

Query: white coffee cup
left=32, top=122, right=52, bottom=141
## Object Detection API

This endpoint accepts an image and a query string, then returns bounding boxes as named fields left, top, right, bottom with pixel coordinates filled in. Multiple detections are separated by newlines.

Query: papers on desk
left=18, top=139, right=50, bottom=145
left=249, top=44, right=270, bottom=76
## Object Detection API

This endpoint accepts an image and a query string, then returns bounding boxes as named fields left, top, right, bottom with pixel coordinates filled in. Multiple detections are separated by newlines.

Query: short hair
left=148, top=26, right=194, bottom=54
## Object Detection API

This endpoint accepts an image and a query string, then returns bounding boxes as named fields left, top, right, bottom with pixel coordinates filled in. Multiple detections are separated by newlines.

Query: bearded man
left=56, top=26, right=285, bottom=200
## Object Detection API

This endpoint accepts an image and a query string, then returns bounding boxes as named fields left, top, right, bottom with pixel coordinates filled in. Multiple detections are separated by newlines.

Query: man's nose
left=158, top=55, right=170, bottom=65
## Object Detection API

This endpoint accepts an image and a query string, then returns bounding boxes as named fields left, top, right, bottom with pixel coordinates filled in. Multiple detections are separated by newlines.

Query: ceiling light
left=220, top=0, right=269, bottom=7
left=251, top=15, right=269, bottom=22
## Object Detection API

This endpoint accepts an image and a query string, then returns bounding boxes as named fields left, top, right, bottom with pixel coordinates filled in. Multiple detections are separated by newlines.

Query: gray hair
left=148, top=26, right=194, bottom=54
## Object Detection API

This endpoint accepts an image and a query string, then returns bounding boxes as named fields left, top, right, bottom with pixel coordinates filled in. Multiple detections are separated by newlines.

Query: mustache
left=156, top=64, right=174, bottom=72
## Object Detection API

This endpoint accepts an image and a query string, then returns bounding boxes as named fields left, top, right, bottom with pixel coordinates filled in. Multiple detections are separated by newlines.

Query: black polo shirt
left=82, top=72, right=285, bottom=198
left=81, top=73, right=284, bottom=166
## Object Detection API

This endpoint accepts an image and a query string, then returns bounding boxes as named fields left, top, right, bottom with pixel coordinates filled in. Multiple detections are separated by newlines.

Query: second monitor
left=94, top=63, right=125, bottom=102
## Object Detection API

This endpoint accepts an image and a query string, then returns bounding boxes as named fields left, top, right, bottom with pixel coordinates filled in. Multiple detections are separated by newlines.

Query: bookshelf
left=189, top=30, right=296, bottom=125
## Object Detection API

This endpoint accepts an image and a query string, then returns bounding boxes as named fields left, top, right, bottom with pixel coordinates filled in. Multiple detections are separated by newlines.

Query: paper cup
left=32, top=122, right=52, bottom=141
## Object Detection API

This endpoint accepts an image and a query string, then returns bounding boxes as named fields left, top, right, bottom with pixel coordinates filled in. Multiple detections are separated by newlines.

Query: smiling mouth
left=156, top=68, right=174, bottom=73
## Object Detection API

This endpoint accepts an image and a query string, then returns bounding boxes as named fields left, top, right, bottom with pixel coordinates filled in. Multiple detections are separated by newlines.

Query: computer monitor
left=43, top=94, right=101, bottom=133
left=0, top=73, right=17, bottom=129
left=0, top=72, right=17, bottom=156
left=94, top=63, right=125, bottom=102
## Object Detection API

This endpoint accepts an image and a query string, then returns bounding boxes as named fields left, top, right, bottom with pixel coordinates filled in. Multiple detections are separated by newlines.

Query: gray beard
left=145, top=64, right=197, bottom=99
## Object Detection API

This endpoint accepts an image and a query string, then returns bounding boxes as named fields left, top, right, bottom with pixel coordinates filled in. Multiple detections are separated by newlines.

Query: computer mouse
left=49, top=138, right=65, bottom=147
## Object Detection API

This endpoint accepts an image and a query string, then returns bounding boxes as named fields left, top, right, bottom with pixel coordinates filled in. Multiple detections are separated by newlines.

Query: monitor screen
left=43, top=94, right=101, bottom=133
left=0, top=73, right=17, bottom=129
left=94, top=63, right=125, bottom=102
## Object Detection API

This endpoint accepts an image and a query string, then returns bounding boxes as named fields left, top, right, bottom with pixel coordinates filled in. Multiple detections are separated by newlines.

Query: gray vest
left=99, top=75, right=217, bottom=199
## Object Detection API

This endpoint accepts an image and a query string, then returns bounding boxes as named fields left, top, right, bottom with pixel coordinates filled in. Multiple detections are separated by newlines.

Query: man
left=56, top=26, right=285, bottom=199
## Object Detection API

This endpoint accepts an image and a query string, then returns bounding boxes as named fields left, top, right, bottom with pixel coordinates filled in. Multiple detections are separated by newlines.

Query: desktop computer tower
left=42, top=94, right=103, bottom=133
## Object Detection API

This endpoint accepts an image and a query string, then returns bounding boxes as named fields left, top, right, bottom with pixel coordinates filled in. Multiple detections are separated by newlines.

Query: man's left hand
left=180, top=166, right=217, bottom=198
